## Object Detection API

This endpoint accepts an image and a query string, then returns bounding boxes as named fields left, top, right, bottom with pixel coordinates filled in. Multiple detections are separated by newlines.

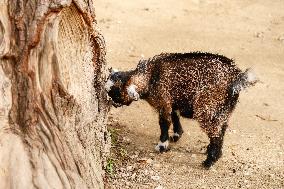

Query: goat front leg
left=155, top=107, right=172, bottom=152
left=170, top=110, right=184, bottom=142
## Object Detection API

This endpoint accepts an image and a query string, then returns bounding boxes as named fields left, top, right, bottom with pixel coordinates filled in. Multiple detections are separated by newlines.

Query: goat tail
left=231, top=69, right=258, bottom=95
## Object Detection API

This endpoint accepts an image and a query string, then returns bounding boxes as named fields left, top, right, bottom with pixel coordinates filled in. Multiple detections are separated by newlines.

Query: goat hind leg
left=203, top=122, right=228, bottom=168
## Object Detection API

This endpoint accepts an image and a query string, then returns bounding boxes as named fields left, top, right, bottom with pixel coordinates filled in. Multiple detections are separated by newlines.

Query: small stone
left=130, top=154, right=138, bottom=159
left=144, top=169, right=149, bottom=175
left=126, top=166, right=133, bottom=171
left=153, top=163, right=161, bottom=168
left=277, top=35, right=284, bottom=42
left=244, top=171, right=251, bottom=176
left=229, top=129, right=237, bottom=134
left=146, top=158, right=153, bottom=164
left=155, top=185, right=164, bottom=189
left=131, top=173, right=136, bottom=180
left=211, top=168, right=217, bottom=172
left=254, top=32, right=264, bottom=38
left=186, top=148, right=191, bottom=153
left=151, top=175, right=160, bottom=181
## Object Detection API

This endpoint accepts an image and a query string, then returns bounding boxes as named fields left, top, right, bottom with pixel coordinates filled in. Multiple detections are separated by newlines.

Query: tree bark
left=0, top=0, right=110, bottom=188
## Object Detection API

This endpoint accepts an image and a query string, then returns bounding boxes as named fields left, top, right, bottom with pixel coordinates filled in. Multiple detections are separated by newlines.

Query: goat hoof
left=158, top=146, right=168, bottom=153
left=202, top=159, right=214, bottom=169
left=170, top=133, right=181, bottom=142
left=155, top=140, right=169, bottom=153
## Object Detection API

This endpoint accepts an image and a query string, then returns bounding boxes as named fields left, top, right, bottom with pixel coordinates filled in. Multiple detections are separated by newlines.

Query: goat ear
left=127, top=84, right=140, bottom=101
left=108, top=67, right=112, bottom=74
left=105, top=79, right=114, bottom=92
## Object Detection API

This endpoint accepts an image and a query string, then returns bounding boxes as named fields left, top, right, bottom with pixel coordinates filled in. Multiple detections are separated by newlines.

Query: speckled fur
left=106, top=52, right=257, bottom=168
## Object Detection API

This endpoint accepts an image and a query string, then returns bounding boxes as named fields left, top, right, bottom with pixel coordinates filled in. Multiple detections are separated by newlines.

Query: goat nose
left=133, top=93, right=140, bottom=101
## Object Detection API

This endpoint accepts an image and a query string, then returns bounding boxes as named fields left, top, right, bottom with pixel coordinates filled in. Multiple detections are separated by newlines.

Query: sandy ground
left=95, top=0, right=284, bottom=188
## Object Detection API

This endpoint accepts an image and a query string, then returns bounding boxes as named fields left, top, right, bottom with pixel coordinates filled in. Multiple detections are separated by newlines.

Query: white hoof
left=173, top=133, right=180, bottom=137
left=155, top=140, right=169, bottom=152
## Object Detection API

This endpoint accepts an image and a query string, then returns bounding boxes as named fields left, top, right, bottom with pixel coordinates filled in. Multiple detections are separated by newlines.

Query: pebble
left=278, top=35, right=284, bottom=42
left=254, top=32, right=264, bottom=38
left=229, top=129, right=237, bottom=134
left=244, top=171, right=251, bottom=176
left=130, top=154, right=138, bottom=159
left=131, top=173, right=136, bottom=180
left=153, top=163, right=161, bottom=168
left=155, top=185, right=164, bottom=189
left=151, top=175, right=160, bottom=181
left=123, top=137, right=131, bottom=143
left=127, top=166, right=133, bottom=171
left=186, top=148, right=191, bottom=153
left=147, top=158, right=153, bottom=164
left=144, top=169, right=149, bottom=175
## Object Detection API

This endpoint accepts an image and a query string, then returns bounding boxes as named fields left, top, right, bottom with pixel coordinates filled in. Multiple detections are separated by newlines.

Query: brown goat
left=105, top=52, right=257, bottom=168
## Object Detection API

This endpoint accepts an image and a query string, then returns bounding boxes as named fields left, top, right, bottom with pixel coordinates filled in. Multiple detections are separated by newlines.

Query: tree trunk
left=0, top=0, right=110, bottom=188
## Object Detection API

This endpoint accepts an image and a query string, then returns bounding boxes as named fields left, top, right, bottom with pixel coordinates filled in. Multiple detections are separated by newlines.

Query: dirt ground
left=95, top=0, right=284, bottom=188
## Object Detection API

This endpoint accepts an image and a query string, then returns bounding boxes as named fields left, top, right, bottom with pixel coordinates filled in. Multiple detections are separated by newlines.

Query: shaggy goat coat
left=106, top=52, right=257, bottom=168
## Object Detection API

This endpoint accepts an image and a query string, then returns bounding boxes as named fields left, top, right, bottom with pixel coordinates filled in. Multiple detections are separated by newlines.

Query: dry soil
left=96, top=0, right=284, bottom=188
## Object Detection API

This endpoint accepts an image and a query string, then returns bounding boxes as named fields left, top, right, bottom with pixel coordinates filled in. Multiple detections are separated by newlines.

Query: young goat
left=105, top=52, right=257, bottom=168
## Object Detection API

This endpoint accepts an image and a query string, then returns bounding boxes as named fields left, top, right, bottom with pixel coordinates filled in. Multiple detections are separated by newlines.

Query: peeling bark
left=0, top=0, right=110, bottom=188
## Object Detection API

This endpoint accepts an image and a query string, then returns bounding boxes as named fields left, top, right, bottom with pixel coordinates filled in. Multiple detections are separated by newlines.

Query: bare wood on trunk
left=0, top=0, right=110, bottom=188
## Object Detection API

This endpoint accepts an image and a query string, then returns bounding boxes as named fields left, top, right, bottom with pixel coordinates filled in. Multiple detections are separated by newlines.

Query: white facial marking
left=127, top=84, right=140, bottom=100
left=105, top=79, right=114, bottom=92
left=155, top=140, right=169, bottom=151
left=111, top=68, right=118, bottom=74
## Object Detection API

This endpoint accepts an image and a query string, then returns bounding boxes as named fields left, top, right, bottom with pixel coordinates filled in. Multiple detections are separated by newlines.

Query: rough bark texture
left=0, top=0, right=110, bottom=188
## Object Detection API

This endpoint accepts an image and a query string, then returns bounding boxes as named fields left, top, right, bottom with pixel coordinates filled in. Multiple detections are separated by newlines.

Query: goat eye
left=109, top=87, right=121, bottom=98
